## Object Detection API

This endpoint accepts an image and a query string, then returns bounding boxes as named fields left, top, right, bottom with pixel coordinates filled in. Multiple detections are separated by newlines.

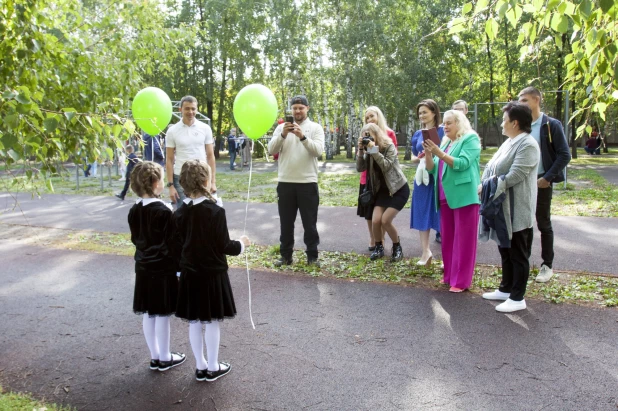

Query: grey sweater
left=479, top=133, right=540, bottom=243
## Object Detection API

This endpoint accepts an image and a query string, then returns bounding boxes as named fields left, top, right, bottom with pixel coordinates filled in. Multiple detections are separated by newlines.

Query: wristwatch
left=300, top=135, right=307, bottom=141
left=166, top=182, right=174, bottom=188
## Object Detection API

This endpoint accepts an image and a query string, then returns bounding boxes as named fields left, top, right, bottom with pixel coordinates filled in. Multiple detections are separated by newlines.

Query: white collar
left=137, top=198, right=165, bottom=206
left=184, top=196, right=208, bottom=205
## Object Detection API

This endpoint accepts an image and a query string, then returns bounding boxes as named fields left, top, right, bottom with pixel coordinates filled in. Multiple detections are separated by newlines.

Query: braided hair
left=179, top=160, right=216, bottom=202
left=130, top=161, right=164, bottom=198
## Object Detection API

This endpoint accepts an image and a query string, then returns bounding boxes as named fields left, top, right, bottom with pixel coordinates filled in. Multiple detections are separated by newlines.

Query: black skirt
left=374, top=182, right=410, bottom=211
left=133, top=269, right=179, bottom=317
left=356, top=184, right=374, bottom=220
left=175, top=268, right=237, bottom=323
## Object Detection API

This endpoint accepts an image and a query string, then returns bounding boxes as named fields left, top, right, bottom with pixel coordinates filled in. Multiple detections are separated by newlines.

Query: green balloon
left=233, top=84, right=278, bottom=140
left=132, top=87, right=173, bottom=135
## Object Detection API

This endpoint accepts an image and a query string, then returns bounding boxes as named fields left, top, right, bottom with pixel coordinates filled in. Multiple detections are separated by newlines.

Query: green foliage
left=0, top=0, right=188, bottom=187
left=453, top=0, right=617, bottom=137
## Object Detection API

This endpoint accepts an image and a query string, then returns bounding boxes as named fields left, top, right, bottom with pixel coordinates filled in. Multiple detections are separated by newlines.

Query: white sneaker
left=482, top=290, right=510, bottom=301
left=495, top=298, right=526, bottom=313
left=536, top=264, right=553, bottom=283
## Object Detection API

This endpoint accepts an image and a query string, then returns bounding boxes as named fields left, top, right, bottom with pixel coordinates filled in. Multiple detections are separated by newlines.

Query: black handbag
left=359, top=157, right=375, bottom=207
left=359, top=189, right=373, bottom=207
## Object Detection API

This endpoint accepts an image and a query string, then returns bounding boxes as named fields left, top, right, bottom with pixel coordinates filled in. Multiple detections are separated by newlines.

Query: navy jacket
left=125, top=153, right=139, bottom=179
left=143, top=133, right=165, bottom=166
left=227, top=134, right=236, bottom=151
left=479, top=176, right=512, bottom=248
left=539, top=114, right=571, bottom=183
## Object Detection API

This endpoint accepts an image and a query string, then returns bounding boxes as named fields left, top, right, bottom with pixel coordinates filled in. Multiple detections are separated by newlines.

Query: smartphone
left=285, top=115, right=294, bottom=124
left=421, top=128, right=441, bottom=145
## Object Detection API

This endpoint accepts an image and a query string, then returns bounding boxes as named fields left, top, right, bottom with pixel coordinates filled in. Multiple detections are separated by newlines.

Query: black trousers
left=536, top=185, right=554, bottom=268
left=119, top=172, right=131, bottom=197
left=277, top=182, right=320, bottom=260
left=498, top=227, right=534, bottom=301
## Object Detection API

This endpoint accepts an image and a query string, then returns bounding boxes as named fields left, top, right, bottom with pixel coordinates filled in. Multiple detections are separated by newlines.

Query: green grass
left=2, top=150, right=618, bottom=217
left=553, top=168, right=618, bottom=217
left=12, top=225, right=617, bottom=308
left=0, top=386, right=73, bottom=411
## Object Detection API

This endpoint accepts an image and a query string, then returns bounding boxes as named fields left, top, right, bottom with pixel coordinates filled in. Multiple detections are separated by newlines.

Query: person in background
left=116, top=144, right=140, bottom=201
left=480, top=102, right=540, bottom=312
left=409, top=99, right=443, bottom=266
left=165, top=95, right=217, bottom=205
left=452, top=100, right=469, bottom=115
left=267, top=95, right=325, bottom=267
left=423, top=110, right=481, bottom=293
left=118, top=148, right=127, bottom=181
left=356, top=123, right=409, bottom=262
left=518, top=86, right=571, bottom=283
left=357, top=106, right=398, bottom=253
left=227, top=128, right=237, bottom=170
left=143, top=132, right=165, bottom=167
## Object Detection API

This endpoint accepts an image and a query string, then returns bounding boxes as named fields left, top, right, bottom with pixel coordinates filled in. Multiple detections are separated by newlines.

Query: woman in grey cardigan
left=357, top=123, right=410, bottom=262
left=480, top=102, right=540, bottom=313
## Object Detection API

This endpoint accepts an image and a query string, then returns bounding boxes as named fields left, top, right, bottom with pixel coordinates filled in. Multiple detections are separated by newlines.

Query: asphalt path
left=1, top=192, right=617, bottom=276
left=0, top=243, right=617, bottom=410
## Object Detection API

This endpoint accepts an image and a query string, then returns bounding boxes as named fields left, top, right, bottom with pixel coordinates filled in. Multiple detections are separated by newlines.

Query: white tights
left=142, top=314, right=171, bottom=362
left=189, top=322, right=221, bottom=371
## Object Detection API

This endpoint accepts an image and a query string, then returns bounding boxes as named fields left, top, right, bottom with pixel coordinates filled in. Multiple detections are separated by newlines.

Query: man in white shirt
left=268, top=95, right=325, bottom=267
left=165, top=96, right=217, bottom=204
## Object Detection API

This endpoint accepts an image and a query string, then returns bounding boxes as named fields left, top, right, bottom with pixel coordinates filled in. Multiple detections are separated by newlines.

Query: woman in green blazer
left=423, top=110, right=481, bottom=292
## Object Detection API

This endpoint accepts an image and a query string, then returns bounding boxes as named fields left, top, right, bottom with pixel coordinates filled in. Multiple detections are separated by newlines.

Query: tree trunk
left=485, top=28, right=499, bottom=137
left=503, top=21, right=513, bottom=99
left=346, top=77, right=354, bottom=159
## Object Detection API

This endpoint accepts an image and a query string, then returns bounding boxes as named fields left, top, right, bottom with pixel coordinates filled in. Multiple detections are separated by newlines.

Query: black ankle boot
left=370, top=242, right=384, bottom=261
left=391, top=242, right=403, bottom=262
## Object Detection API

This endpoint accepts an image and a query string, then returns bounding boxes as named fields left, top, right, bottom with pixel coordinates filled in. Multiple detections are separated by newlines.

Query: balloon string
left=243, top=154, right=256, bottom=330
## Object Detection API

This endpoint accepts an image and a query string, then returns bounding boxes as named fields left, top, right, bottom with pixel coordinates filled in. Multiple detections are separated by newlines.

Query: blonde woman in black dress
left=174, top=160, right=251, bottom=382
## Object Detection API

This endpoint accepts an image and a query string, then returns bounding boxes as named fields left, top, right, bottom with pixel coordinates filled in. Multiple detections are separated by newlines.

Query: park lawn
left=0, top=385, right=72, bottom=411
left=3, top=224, right=616, bottom=308
left=552, top=168, right=618, bottom=217
left=2, top=154, right=618, bottom=217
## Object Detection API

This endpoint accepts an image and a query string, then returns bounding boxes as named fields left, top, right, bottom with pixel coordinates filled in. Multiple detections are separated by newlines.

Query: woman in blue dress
left=410, top=99, right=443, bottom=266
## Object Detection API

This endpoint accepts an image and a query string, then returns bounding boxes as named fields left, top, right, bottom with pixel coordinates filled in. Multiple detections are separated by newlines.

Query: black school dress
left=173, top=197, right=241, bottom=323
left=128, top=199, right=179, bottom=317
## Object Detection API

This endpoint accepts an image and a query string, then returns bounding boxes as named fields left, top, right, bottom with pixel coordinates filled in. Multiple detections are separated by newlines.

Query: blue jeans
left=173, top=174, right=186, bottom=205
left=229, top=147, right=237, bottom=169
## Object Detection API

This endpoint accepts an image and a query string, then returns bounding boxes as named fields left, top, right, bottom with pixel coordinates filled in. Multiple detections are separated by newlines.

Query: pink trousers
left=440, top=201, right=480, bottom=289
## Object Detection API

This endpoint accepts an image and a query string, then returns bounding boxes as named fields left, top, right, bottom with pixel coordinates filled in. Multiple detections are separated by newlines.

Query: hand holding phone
left=421, top=128, right=441, bottom=145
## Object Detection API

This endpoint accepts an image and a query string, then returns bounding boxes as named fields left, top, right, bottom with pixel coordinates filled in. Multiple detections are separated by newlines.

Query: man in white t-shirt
left=165, top=96, right=217, bottom=203
left=268, top=95, right=325, bottom=267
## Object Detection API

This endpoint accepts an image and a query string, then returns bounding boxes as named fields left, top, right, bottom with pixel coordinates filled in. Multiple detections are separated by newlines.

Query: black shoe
left=115, top=194, right=124, bottom=200
left=368, top=246, right=376, bottom=252
left=274, top=257, right=292, bottom=267
left=204, top=362, right=231, bottom=382
left=149, top=359, right=160, bottom=370
left=196, top=368, right=208, bottom=381
left=391, top=243, right=403, bottom=262
left=307, top=258, right=320, bottom=268
left=370, top=244, right=384, bottom=261
left=435, top=233, right=442, bottom=243
left=158, top=352, right=186, bottom=372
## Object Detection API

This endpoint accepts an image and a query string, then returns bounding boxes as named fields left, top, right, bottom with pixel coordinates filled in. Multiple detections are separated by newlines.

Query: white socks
left=205, top=322, right=220, bottom=372
left=143, top=315, right=171, bottom=361
left=188, top=322, right=221, bottom=371
left=189, top=322, right=208, bottom=370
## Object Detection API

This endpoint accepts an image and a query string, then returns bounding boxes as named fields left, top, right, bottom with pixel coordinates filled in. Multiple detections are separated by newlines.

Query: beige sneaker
left=536, top=264, right=553, bottom=283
